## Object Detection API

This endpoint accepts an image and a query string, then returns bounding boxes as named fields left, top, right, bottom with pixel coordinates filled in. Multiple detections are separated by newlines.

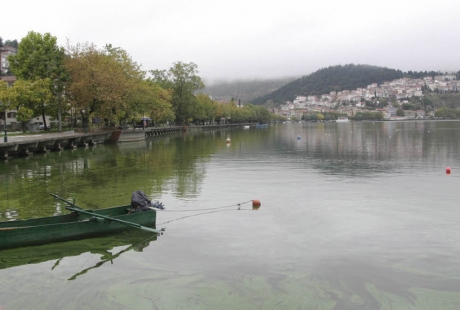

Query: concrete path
left=1, top=131, right=94, bottom=144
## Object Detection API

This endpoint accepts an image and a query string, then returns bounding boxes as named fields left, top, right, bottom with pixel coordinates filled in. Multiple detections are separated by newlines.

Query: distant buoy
left=252, top=199, right=261, bottom=210
left=446, top=167, right=451, bottom=174
left=297, top=135, right=301, bottom=140
left=226, top=136, right=231, bottom=143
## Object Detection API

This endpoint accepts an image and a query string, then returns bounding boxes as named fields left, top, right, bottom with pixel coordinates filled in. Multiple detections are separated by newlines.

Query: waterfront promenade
left=0, top=130, right=112, bottom=160
left=1, top=131, right=88, bottom=144
left=0, top=123, right=253, bottom=160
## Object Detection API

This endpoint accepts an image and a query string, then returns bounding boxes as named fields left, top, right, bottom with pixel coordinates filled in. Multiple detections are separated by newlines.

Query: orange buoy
left=252, top=199, right=261, bottom=210
left=446, top=167, right=451, bottom=174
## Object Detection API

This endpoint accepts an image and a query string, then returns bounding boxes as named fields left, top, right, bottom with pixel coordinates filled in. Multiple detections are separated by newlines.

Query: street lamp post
left=82, top=109, right=86, bottom=133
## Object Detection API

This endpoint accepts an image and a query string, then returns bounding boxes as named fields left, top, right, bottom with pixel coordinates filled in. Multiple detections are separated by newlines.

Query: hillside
left=251, top=64, right=404, bottom=106
left=424, top=92, right=460, bottom=109
left=201, top=77, right=296, bottom=104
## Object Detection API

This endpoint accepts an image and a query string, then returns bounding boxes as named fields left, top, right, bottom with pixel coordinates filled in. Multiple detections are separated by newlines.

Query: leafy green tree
left=353, top=112, right=364, bottom=121
left=195, top=93, right=217, bottom=123
left=147, top=84, right=175, bottom=125
left=434, top=107, right=447, bottom=118
left=149, top=69, right=173, bottom=89
left=29, top=79, right=54, bottom=126
left=8, top=31, right=66, bottom=129
left=4, top=39, right=19, bottom=48
left=254, top=105, right=271, bottom=123
left=352, top=111, right=383, bottom=121
left=270, top=113, right=287, bottom=122
left=3, top=79, right=35, bottom=131
left=0, top=80, right=11, bottom=117
left=127, top=80, right=174, bottom=126
left=396, top=108, right=404, bottom=117
left=241, top=104, right=258, bottom=122
left=150, top=62, right=205, bottom=124
left=65, top=43, right=143, bottom=127
left=9, top=32, right=64, bottom=81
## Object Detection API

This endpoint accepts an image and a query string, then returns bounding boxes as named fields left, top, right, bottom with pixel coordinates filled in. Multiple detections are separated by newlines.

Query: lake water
left=1, top=120, right=460, bottom=310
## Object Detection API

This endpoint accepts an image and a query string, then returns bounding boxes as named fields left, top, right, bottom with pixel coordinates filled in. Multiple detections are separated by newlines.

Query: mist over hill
left=201, top=77, right=296, bottom=104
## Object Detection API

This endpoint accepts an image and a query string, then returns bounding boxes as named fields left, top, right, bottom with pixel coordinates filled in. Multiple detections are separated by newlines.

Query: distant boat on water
left=256, top=124, right=268, bottom=129
left=336, top=117, right=350, bottom=123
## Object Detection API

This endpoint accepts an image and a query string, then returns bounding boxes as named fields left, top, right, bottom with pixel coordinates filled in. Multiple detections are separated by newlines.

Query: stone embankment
left=0, top=131, right=112, bottom=160
left=0, top=123, right=250, bottom=160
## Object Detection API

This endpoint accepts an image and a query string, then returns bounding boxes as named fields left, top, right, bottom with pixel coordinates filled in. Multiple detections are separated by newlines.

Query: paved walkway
left=1, top=131, right=95, bottom=144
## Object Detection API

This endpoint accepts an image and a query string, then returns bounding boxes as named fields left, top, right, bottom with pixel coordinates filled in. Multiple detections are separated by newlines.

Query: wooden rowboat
left=0, top=204, right=158, bottom=250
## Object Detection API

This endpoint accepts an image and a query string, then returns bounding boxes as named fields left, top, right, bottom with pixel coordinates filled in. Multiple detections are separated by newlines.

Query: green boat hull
left=0, top=205, right=157, bottom=249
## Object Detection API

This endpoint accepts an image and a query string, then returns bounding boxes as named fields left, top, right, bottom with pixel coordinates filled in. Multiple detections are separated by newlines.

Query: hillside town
left=272, top=75, right=459, bottom=120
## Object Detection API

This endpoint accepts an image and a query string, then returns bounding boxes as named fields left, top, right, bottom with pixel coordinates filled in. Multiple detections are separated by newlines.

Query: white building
left=0, top=46, right=16, bottom=75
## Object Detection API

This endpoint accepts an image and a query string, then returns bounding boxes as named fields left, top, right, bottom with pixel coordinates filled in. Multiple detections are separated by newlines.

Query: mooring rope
left=157, top=207, right=253, bottom=226
left=159, top=200, right=253, bottom=212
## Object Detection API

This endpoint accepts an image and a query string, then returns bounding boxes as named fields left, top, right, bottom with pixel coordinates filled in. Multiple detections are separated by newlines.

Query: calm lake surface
left=1, top=120, right=460, bottom=310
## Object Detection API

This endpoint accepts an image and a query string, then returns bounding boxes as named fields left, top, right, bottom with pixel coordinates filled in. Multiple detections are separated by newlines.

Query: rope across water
left=156, top=200, right=255, bottom=226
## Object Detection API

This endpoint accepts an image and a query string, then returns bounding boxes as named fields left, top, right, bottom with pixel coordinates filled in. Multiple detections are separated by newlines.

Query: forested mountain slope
left=251, top=64, right=404, bottom=105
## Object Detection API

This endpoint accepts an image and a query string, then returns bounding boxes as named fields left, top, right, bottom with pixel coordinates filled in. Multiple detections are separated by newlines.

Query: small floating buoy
left=252, top=199, right=261, bottom=210
left=446, top=167, right=451, bottom=175
left=226, top=136, right=231, bottom=143
left=297, top=135, right=301, bottom=140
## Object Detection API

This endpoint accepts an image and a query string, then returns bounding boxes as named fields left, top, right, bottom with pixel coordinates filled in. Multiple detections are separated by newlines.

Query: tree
left=8, top=31, right=66, bottom=129
left=196, top=93, right=220, bottom=124
left=4, top=39, right=19, bottom=49
left=2, top=79, right=35, bottom=131
left=150, top=62, right=204, bottom=124
left=29, top=79, right=54, bottom=127
left=147, top=84, right=175, bottom=125
left=396, top=108, right=404, bottom=117
left=65, top=42, right=137, bottom=127
left=126, top=79, right=174, bottom=126
left=0, top=80, right=11, bottom=114
left=9, top=32, right=64, bottom=81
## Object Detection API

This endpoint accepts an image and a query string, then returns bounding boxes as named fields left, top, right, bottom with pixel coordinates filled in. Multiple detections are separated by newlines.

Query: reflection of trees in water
left=0, top=131, right=226, bottom=217
left=2, top=122, right=460, bottom=218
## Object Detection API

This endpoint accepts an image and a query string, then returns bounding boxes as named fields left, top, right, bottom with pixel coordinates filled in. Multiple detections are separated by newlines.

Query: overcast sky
left=3, top=0, right=459, bottom=84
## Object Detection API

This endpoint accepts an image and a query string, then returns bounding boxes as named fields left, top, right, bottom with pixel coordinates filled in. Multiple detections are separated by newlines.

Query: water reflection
left=278, top=120, right=460, bottom=176
left=2, top=122, right=460, bottom=220
left=0, top=230, right=157, bottom=281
